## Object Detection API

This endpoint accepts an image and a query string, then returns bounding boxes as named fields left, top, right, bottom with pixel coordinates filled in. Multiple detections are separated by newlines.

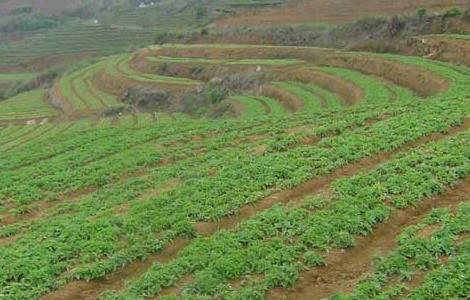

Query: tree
left=196, top=6, right=208, bottom=20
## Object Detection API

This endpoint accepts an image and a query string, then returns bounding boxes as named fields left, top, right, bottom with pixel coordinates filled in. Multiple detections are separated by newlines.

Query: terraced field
left=418, top=34, right=470, bottom=67
left=215, top=0, right=470, bottom=27
left=0, top=41, right=469, bottom=300
left=0, top=0, right=289, bottom=71
left=0, top=72, right=38, bottom=96
left=0, top=90, right=58, bottom=121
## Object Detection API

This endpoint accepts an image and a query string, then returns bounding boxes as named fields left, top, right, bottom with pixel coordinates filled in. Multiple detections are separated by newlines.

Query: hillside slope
left=215, top=0, right=470, bottom=27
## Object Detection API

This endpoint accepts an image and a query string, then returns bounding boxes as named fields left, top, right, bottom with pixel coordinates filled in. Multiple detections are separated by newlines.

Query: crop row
left=0, top=90, right=58, bottom=121
left=0, top=99, right=397, bottom=215
left=332, top=200, right=470, bottom=299
left=57, top=61, right=122, bottom=111
left=0, top=96, right=466, bottom=299
left=146, top=56, right=305, bottom=66
left=103, top=126, right=470, bottom=299
left=108, top=54, right=200, bottom=85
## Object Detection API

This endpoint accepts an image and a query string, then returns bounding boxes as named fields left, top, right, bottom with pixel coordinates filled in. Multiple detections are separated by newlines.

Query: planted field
left=0, top=90, right=58, bottom=121
left=147, top=56, right=304, bottom=66
left=330, top=201, right=470, bottom=299
left=215, top=0, right=470, bottom=27
left=0, top=72, right=37, bottom=82
left=0, top=40, right=469, bottom=300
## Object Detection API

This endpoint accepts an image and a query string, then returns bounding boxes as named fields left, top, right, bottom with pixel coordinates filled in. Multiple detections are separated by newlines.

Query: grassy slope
left=0, top=89, right=57, bottom=120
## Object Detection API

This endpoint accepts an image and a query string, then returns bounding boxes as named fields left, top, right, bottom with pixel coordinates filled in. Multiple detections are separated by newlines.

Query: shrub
left=303, top=251, right=325, bottom=267
left=442, top=7, right=462, bottom=19
left=0, top=14, right=58, bottom=32
left=123, top=86, right=171, bottom=112
left=417, top=8, right=427, bottom=22
left=464, top=7, right=470, bottom=19
left=11, top=6, right=33, bottom=15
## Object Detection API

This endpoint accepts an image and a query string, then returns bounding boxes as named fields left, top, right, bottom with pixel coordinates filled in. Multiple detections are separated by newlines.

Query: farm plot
left=0, top=90, right=58, bottom=121
left=0, top=43, right=470, bottom=300
left=146, top=56, right=304, bottom=66
left=330, top=200, right=470, bottom=300
left=56, top=61, right=123, bottom=111
left=1, top=95, right=469, bottom=300
left=37, top=42, right=470, bottom=117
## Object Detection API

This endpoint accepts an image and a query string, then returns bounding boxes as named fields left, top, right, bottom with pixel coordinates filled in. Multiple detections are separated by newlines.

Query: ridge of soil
left=268, top=177, right=470, bottom=300
left=39, top=119, right=470, bottom=300
left=214, top=0, right=470, bottom=28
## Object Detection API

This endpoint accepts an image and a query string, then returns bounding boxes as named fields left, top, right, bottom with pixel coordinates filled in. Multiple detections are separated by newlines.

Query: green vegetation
left=0, top=38, right=469, bottom=300
left=0, top=73, right=38, bottom=82
left=147, top=56, right=304, bottom=66
left=0, top=93, right=468, bottom=299
left=57, top=60, right=121, bottom=110
left=423, top=34, right=470, bottom=40
left=104, top=124, right=470, bottom=300
left=228, top=0, right=284, bottom=7
left=230, top=95, right=267, bottom=118
left=272, top=81, right=324, bottom=112
left=291, top=82, right=343, bottom=109
left=256, top=96, right=286, bottom=116
left=332, top=201, right=470, bottom=299
left=0, top=90, right=57, bottom=120
left=315, top=66, right=415, bottom=104
left=107, top=54, right=200, bottom=85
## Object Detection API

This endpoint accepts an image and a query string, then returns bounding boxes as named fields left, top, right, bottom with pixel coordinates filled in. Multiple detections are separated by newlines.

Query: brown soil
left=256, top=96, right=273, bottom=114
left=268, top=177, right=470, bottom=300
left=231, top=100, right=247, bottom=117
left=417, top=36, right=470, bottom=67
left=324, top=53, right=449, bottom=97
left=215, top=0, right=470, bottom=28
left=41, top=119, right=470, bottom=299
left=195, top=119, right=470, bottom=237
left=0, top=125, right=40, bottom=148
left=260, top=84, right=304, bottom=111
left=49, top=84, right=76, bottom=116
left=284, top=69, right=363, bottom=105
left=157, top=274, right=194, bottom=299
left=43, top=238, right=191, bottom=300
left=134, top=55, right=258, bottom=82
left=152, top=45, right=331, bottom=62
left=95, top=71, right=192, bottom=98
left=253, top=144, right=268, bottom=156
left=157, top=119, right=470, bottom=299
left=1, top=124, right=57, bottom=152
left=418, top=223, right=442, bottom=238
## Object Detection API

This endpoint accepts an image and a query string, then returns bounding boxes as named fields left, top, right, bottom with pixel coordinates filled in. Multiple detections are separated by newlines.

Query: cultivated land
left=215, top=0, right=470, bottom=27
left=0, top=1, right=470, bottom=300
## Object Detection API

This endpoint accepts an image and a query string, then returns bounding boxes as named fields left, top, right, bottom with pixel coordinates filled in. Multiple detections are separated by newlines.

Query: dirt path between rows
left=162, top=120, right=470, bottom=299
left=40, top=119, right=470, bottom=300
left=195, top=119, right=470, bottom=236
left=43, top=238, right=191, bottom=300
left=269, top=177, right=470, bottom=300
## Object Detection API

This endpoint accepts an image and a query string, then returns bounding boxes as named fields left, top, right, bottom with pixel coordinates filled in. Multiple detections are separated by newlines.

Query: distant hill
left=215, top=0, right=470, bottom=27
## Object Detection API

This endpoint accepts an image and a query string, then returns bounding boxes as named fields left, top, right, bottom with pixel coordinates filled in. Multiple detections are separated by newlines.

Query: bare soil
left=260, top=84, right=304, bottom=111
left=195, top=119, right=470, bottom=237
left=418, top=36, right=470, bottom=67
left=152, top=46, right=331, bottom=63
left=40, top=119, right=470, bottom=300
left=215, top=0, right=470, bottom=28
left=284, top=69, right=363, bottom=105
left=325, top=53, right=449, bottom=97
left=268, top=178, right=470, bottom=300
left=42, top=238, right=191, bottom=300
